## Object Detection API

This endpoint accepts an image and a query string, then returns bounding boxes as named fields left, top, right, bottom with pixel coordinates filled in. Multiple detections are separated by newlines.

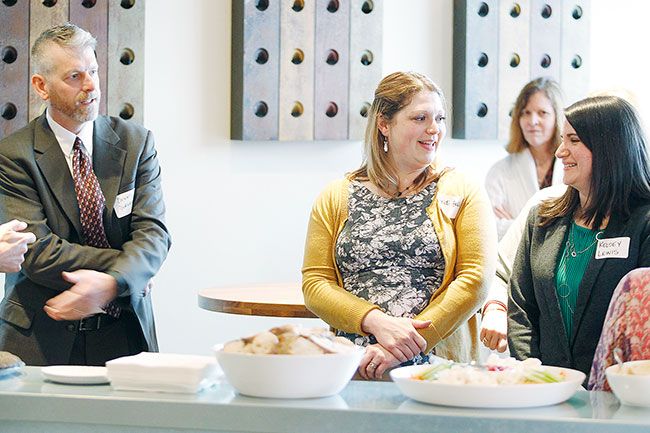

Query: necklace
left=557, top=223, right=601, bottom=319
left=394, top=180, right=417, bottom=197
left=394, top=169, right=432, bottom=197
left=394, top=182, right=418, bottom=197
left=556, top=283, right=574, bottom=314
left=565, top=224, right=602, bottom=257
left=395, top=188, right=408, bottom=197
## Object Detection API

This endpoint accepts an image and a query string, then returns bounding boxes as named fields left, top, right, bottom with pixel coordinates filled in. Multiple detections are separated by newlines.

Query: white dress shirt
left=45, top=109, right=95, bottom=176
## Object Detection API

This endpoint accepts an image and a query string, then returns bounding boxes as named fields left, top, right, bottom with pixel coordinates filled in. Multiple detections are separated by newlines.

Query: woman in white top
left=485, top=77, right=564, bottom=239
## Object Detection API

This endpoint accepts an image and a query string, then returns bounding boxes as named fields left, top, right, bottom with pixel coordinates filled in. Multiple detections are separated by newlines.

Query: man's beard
left=49, top=90, right=100, bottom=124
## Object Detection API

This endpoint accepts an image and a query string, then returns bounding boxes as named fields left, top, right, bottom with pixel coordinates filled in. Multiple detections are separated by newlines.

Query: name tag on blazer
left=595, top=236, right=630, bottom=259
left=438, top=194, right=462, bottom=219
left=114, top=189, right=134, bottom=218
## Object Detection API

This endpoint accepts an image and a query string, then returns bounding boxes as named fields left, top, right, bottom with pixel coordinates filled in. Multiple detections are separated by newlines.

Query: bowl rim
left=390, top=364, right=586, bottom=389
left=213, top=344, right=365, bottom=359
left=605, top=359, right=650, bottom=377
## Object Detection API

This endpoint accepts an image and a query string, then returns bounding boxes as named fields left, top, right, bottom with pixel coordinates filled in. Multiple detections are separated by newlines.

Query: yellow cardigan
left=301, top=169, right=497, bottom=362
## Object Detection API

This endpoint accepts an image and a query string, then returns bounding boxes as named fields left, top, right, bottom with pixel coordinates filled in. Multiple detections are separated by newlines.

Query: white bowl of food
left=606, top=360, right=650, bottom=407
left=390, top=356, right=585, bottom=408
left=215, top=325, right=364, bottom=399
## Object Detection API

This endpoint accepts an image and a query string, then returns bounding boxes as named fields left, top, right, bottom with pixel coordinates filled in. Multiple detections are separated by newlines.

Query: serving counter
left=1, top=367, right=649, bottom=433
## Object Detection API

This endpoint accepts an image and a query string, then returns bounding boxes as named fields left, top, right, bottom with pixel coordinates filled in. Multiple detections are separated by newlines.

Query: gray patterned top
left=335, top=181, right=445, bottom=364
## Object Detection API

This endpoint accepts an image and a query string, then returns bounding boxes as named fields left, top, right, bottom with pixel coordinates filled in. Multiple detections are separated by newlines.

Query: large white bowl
left=606, top=360, right=650, bottom=407
left=214, top=345, right=364, bottom=398
left=390, top=364, right=585, bottom=408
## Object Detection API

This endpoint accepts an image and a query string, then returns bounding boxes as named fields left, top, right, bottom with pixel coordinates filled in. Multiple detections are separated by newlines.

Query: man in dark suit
left=0, top=23, right=171, bottom=366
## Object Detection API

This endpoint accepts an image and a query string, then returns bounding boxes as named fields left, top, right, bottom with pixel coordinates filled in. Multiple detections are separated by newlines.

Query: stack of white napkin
left=106, top=352, right=220, bottom=393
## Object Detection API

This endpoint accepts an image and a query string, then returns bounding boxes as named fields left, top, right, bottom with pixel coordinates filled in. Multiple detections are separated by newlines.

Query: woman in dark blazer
left=508, top=95, right=650, bottom=382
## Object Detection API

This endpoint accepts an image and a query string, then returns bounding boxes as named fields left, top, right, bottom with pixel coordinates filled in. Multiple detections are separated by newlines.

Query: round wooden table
left=197, top=283, right=317, bottom=318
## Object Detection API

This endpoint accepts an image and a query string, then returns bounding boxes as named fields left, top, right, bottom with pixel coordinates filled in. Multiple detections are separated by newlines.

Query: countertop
left=1, top=367, right=649, bottom=433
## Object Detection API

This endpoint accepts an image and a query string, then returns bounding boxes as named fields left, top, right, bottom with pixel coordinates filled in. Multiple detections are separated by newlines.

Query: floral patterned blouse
left=589, top=267, right=650, bottom=390
left=334, top=181, right=445, bottom=364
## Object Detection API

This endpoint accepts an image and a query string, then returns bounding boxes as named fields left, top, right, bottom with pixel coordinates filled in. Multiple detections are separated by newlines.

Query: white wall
left=590, top=3, right=650, bottom=119
left=143, top=0, right=650, bottom=355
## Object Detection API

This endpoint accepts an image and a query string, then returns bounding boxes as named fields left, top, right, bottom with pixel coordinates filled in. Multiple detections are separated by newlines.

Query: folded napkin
left=106, top=352, right=221, bottom=393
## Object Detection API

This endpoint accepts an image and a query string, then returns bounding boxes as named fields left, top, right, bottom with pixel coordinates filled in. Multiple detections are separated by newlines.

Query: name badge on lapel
left=114, top=189, right=134, bottom=218
left=595, top=237, right=630, bottom=259
left=438, top=194, right=462, bottom=219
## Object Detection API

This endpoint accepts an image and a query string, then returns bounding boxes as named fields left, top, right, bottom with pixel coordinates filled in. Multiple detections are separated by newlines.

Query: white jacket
left=485, top=148, right=564, bottom=239
left=488, top=184, right=568, bottom=307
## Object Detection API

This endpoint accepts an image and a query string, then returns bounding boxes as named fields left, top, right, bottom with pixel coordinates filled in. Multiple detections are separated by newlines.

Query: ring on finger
left=368, top=362, right=376, bottom=369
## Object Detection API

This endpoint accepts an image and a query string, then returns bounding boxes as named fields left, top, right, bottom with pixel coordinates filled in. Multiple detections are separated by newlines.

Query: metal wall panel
left=70, top=0, right=109, bottom=116
left=232, top=0, right=384, bottom=141
left=108, top=0, right=145, bottom=124
left=560, top=0, right=590, bottom=105
left=348, top=0, right=382, bottom=141
left=3, top=1, right=145, bottom=136
left=279, top=0, right=315, bottom=141
left=497, top=0, right=530, bottom=139
left=452, top=0, right=498, bottom=139
left=1, top=0, right=29, bottom=139
left=29, top=0, right=69, bottom=121
left=530, top=0, right=561, bottom=82
left=232, top=0, right=280, bottom=140
left=314, top=0, right=350, bottom=140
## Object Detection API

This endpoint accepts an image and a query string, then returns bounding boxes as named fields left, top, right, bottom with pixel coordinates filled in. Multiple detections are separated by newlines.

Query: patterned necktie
left=72, top=137, right=120, bottom=317
left=72, top=137, right=110, bottom=248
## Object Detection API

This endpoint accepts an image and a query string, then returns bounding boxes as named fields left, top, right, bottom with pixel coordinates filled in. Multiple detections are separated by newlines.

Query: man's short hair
left=31, top=23, right=97, bottom=76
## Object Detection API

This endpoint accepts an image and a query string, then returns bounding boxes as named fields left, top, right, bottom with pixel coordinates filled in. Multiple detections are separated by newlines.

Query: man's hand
left=44, top=270, right=118, bottom=321
left=0, top=220, right=36, bottom=273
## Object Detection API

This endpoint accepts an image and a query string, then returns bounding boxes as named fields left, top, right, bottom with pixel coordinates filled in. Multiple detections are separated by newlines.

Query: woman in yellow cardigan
left=302, top=72, right=497, bottom=379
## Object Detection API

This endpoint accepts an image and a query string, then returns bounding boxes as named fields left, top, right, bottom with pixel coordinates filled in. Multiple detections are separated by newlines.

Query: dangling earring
left=383, top=138, right=388, bottom=153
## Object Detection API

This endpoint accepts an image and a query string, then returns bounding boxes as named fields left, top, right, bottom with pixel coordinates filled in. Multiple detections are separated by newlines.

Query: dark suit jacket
left=0, top=114, right=171, bottom=365
left=508, top=203, right=650, bottom=380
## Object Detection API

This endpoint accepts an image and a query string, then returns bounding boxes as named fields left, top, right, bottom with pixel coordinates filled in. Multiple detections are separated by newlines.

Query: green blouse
left=555, top=222, right=601, bottom=341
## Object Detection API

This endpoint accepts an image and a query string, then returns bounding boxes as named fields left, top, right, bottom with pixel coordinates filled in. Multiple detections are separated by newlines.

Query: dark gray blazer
left=0, top=114, right=171, bottom=365
left=508, top=203, right=650, bottom=380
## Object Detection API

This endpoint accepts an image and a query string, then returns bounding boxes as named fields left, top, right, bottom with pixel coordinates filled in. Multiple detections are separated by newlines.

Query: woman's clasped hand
left=359, top=310, right=431, bottom=379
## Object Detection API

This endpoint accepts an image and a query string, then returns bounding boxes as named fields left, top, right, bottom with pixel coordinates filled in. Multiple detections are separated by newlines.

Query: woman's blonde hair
left=506, top=77, right=564, bottom=154
left=349, top=71, right=447, bottom=195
